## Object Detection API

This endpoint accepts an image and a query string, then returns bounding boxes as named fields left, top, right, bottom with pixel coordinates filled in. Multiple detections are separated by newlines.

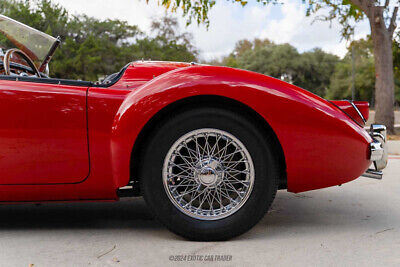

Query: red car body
left=0, top=61, right=374, bottom=202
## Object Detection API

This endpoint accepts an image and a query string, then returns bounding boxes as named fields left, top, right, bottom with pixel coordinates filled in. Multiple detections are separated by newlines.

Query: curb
left=388, top=140, right=400, bottom=155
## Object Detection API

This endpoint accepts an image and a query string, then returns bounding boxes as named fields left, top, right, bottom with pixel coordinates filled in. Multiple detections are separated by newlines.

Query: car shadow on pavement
left=0, top=190, right=390, bottom=241
left=0, top=197, right=162, bottom=230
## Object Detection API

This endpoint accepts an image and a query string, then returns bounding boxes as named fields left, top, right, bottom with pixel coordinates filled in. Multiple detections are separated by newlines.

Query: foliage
left=393, top=38, right=400, bottom=105
left=209, top=39, right=339, bottom=97
left=0, top=0, right=198, bottom=80
left=327, top=39, right=375, bottom=102
left=327, top=38, right=400, bottom=104
left=209, top=37, right=400, bottom=104
left=131, top=17, right=197, bottom=62
left=151, top=0, right=397, bottom=41
left=303, top=0, right=366, bottom=40
left=145, top=0, right=279, bottom=26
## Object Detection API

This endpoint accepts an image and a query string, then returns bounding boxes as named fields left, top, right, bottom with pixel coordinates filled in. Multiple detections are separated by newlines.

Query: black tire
left=140, top=107, right=279, bottom=241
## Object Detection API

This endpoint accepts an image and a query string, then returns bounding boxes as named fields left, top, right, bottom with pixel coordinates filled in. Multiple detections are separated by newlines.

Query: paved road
left=388, top=141, right=400, bottom=155
left=0, top=158, right=399, bottom=266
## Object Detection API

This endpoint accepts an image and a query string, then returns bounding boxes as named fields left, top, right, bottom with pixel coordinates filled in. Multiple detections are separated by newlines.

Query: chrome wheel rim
left=162, top=128, right=255, bottom=220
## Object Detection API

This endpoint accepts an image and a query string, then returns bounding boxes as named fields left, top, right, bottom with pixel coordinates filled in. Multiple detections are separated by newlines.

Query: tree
left=327, top=39, right=376, bottom=102
left=150, top=0, right=399, bottom=133
left=393, top=37, right=400, bottom=105
left=327, top=37, right=400, bottom=106
left=131, top=16, right=198, bottom=62
left=1, top=0, right=198, bottom=80
left=208, top=38, right=339, bottom=97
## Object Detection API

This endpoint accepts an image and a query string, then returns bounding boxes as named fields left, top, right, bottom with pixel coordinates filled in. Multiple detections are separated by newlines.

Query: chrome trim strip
left=347, top=100, right=367, bottom=124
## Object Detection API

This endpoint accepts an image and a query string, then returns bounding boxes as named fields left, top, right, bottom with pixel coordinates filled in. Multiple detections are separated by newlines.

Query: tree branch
left=350, top=0, right=371, bottom=14
left=388, top=6, right=399, bottom=35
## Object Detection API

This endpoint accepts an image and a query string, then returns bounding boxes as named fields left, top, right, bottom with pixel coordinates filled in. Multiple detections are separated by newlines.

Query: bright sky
left=52, top=0, right=371, bottom=61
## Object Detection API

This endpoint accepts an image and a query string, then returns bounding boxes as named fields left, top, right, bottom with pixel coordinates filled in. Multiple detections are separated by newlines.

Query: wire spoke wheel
left=163, top=128, right=255, bottom=220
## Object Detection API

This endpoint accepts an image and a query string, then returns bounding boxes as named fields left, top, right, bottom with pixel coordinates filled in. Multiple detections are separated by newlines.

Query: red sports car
left=0, top=15, right=388, bottom=240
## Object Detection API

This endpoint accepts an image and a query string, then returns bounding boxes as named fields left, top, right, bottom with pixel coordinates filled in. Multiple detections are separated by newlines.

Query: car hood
left=110, top=61, right=193, bottom=89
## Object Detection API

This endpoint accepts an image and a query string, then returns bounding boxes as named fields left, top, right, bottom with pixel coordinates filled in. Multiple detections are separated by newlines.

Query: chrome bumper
left=362, top=124, right=388, bottom=179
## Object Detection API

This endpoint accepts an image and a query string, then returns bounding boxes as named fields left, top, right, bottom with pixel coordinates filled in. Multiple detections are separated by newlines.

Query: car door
left=0, top=77, right=90, bottom=185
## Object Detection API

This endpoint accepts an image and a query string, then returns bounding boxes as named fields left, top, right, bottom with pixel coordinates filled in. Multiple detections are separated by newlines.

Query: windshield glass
left=0, top=14, right=57, bottom=68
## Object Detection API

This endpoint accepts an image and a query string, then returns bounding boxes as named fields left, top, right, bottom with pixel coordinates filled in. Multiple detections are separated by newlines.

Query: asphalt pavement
left=0, top=157, right=399, bottom=266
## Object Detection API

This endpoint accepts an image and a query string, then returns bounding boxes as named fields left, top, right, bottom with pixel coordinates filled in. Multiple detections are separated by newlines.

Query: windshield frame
left=0, top=14, right=59, bottom=70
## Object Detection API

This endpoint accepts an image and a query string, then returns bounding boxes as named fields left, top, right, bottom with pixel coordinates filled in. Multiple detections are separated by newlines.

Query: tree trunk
left=369, top=7, right=395, bottom=134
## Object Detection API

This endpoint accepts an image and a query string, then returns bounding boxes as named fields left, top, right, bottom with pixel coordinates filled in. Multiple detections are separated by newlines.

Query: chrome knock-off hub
left=194, top=159, right=225, bottom=187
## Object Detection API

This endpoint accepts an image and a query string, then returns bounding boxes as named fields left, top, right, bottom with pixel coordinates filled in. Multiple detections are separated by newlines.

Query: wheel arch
left=129, top=95, right=287, bottom=193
